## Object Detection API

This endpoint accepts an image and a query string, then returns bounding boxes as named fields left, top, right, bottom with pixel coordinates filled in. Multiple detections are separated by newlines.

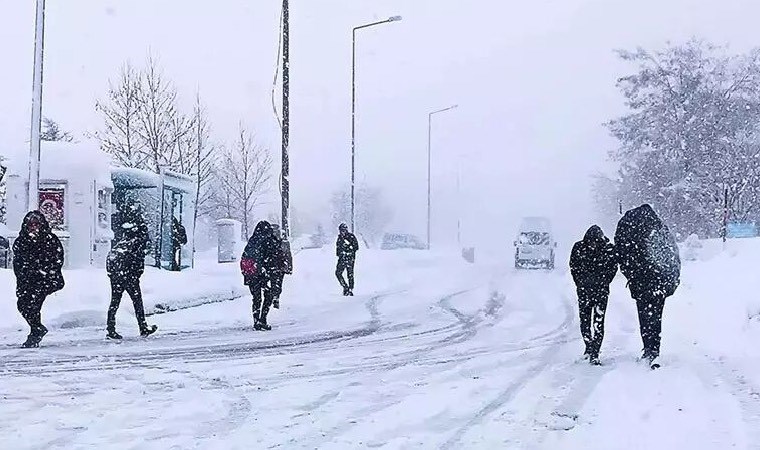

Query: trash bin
left=216, top=219, right=242, bottom=263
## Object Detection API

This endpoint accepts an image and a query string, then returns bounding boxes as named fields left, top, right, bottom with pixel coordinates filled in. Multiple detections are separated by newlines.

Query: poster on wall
left=39, top=188, right=65, bottom=231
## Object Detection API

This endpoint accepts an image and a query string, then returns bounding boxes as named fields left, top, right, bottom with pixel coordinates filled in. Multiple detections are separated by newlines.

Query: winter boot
left=649, top=356, right=661, bottom=370
left=342, top=287, right=350, bottom=296
left=588, top=355, right=602, bottom=366
left=106, top=329, right=123, bottom=340
left=258, top=314, right=272, bottom=331
left=273, top=298, right=280, bottom=309
left=21, top=334, right=40, bottom=349
left=140, top=324, right=158, bottom=337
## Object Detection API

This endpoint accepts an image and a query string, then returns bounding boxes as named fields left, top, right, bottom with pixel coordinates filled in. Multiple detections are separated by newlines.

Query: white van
left=514, top=217, right=556, bottom=269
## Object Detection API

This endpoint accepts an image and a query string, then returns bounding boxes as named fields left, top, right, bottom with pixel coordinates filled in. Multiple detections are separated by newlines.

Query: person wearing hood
left=335, top=223, right=359, bottom=296
left=615, top=204, right=681, bottom=369
left=13, top=211, right=65, bottom=348
left=570, top=225, right=618, bottom=365
left=241, top=220, right=278, bottom=330
left=106, top=204, right=156, bottom=339
left=267, top=223, right=293, bottom=310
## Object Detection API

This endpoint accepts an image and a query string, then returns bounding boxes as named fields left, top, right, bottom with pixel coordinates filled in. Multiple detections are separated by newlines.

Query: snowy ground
left=1, top=242, right=760, bottom=449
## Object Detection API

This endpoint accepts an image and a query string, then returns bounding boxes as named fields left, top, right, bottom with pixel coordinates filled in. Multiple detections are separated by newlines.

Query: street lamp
left=351, top=15, right=402, bottom=233
left=427, top=104, right=458, bottom=250
left=28, top=0, right=46, bottom=212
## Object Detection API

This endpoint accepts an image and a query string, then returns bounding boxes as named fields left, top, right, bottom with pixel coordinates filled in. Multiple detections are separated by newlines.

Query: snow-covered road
left=1, top=247, right=760, bottom=449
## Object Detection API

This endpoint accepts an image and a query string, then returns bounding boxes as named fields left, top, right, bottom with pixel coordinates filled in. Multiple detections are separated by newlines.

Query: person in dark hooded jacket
left=335, top=223, right=359, bottom=296
left=106, top=207, right=156, bottom=339
left=570, top=225, right=618, bottom=365
left=13, top=211, right=65, bottom=348
left=615, top=204, right=681, bottom=368
left=241, top=221, right=278, bottom=330
left=266, top=223, right=293, bottom=310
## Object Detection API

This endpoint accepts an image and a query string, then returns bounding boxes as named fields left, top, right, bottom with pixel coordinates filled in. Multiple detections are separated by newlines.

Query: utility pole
left=281, top=0, right=290, bottom=239
left=28, top=0, right=46, bottom=212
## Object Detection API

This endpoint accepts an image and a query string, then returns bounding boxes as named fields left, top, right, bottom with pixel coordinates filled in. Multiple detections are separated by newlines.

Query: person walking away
left=13, top=211, right=65, bottom=348
left=171, top=217, right=187, bottom=271
left=106, top=210, right=156, bottom=339
left=335, top=223, right=359, bottom=296
left=570, top=225, right=617, bottom=365
left=241, top=221, right=278, bottom=330
left=268, top=224, right=293, bottom=309
left=615, top=204, right=680, bottom=369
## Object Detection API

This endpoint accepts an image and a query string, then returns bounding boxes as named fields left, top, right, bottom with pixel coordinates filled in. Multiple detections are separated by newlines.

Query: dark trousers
left=577, top=285, right=609, bottom=358
left=17, top=291, right=48, bottom=336
left=336, top=256, right=355, bottom=291
left=250, top=277, right=273, bottom=322
left=108, top=277, right=147, bottom=331
left=635, top=293, right=666, bottom=359
left=268, top=271, right=285, bottom=299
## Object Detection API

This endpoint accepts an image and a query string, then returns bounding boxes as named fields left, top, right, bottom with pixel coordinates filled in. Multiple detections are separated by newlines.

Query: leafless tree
left=95, top=63, right=143, bottom=167
left=41, top=118, right=74, bottom=142
left=136, top=56, right=190, bottom=173
left=211, top=125, right=273, bottom=236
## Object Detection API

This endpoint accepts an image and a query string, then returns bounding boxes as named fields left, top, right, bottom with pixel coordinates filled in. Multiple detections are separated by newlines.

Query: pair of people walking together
left=571, top=204, right=681, bottom=368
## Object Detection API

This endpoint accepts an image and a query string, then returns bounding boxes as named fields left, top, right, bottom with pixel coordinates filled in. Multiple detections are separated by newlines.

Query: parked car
left=514, top=217, right=556, bottom=269
left=381, top=233, right=427, bottom=250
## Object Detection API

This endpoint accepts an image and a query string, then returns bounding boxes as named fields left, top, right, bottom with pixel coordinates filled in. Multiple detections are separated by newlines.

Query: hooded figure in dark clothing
left=335, top=223, right=359, bottom=296
left=106, top=206, right=156, bottom=339
left=615, top=204, right=681, bottom=368
left=241, top=220, right=278, bottom=330
left=13, top=211, right=65, bottom=348
left=267, top=223, right=293, bottom=310
left=570, top=225, right=617, bottom=365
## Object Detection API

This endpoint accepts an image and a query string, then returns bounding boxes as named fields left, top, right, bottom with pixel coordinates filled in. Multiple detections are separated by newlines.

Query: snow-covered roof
left=519, top=216, right=552, bottom=232
left=8, top=141, right=114, bottom=188
left=111, top=167, right=161, bottom=189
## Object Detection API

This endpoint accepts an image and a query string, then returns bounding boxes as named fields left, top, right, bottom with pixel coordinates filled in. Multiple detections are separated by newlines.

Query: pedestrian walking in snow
left=570, top=225, right=618, bottom=365
left=335, top=223, right=359, bottom=296
left=267, top=224, right=293, bottom=309
left=13, top=211, right=65, bottom=348
left=615, top=204, right=681, bottom=369
left=106, top=204, right=156, bottom=339
left=241, top=220, right=278, bottom=330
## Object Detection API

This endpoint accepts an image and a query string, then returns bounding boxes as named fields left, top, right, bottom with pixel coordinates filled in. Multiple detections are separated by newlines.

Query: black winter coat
left=13, top=211, right=65, bottom=298
left=336, top=232, right=359, bottom=259
left=107, top=217, right=150, bottom=281
left=570, top=225, right=617, bottom=289
left=241, top=221, right=278, bottom=285
left=615, top=204, right=681, bottom=299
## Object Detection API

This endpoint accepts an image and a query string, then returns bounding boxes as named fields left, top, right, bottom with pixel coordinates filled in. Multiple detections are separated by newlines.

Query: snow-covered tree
left=40, top=118, right=73, bottom=142
left=95, top=63, right=143, bottom=167
left=209, top=125, right=273, bottom=237
left=599, top=40, right=760, bottom=238
left=330, top=184, right=392, bottom=244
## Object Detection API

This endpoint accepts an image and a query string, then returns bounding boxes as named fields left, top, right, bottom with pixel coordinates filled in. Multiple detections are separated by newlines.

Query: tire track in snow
left=439, top=289, right=576, bottom=450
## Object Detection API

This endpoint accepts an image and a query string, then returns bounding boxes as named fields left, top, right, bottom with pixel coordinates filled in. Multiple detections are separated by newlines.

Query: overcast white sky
left=2, top=0, right=760, bottom=248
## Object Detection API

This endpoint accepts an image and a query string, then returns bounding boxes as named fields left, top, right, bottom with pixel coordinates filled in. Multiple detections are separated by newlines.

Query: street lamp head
left=387, top=15, right=403, bottom=22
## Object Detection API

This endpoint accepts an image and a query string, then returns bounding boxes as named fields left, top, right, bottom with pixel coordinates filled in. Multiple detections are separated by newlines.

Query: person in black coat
left=335, top=223, right=359, bottom=296
left=13, top=211, right=65, bottom=348
left=267, top=224, right=293, bottom=310
left=615, top=204, right=681, bottom=367
left=570, top=225, right=618, bottom=365
left=241, top=220, right=278, bottom=330
left=106, top=207, right=156, bottom=339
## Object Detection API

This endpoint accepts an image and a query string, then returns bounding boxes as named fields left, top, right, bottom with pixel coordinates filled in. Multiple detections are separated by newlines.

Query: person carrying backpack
left=570, top=225, right=618, bottom=365
left=615, top=204, right=681, bottom=369
left=241, top=221, right=278, bottom=330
